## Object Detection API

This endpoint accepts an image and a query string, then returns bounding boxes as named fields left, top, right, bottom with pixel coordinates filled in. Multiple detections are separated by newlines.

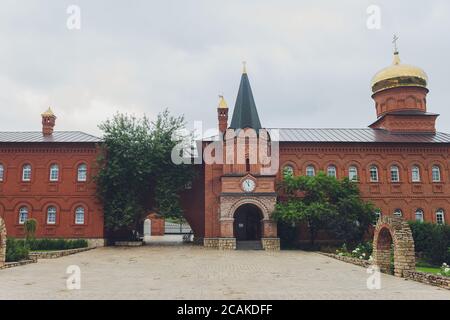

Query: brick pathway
left=0, top=245, right=449, bottom=300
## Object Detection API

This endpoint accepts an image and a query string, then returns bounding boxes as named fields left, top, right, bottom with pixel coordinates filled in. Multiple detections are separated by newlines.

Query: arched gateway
left=0, top=217, right=6, bottom=267
left=373, top=216, right=416, bottom=277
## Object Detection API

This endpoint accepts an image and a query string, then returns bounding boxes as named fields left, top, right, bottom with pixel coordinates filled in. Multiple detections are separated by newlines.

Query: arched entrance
left=373, top=216, right=415, bottom=277
left=0, top=217, right=6, bottom=267
left=233, top=204, right=263, bottom=241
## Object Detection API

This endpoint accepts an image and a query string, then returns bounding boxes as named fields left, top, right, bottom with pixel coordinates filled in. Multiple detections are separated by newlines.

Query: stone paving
left=0, top=245, right=449, bottom=300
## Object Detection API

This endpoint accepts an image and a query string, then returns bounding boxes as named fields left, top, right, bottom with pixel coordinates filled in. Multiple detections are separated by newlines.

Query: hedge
left=25, top=238, right=88, bottom=251
left=409, top=221, right=450, bottom=265
left=6, top=238, right=30, bottom=262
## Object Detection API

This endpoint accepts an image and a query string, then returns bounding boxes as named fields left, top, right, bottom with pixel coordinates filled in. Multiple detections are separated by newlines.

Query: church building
left=181, top=48, right=450, bottom=250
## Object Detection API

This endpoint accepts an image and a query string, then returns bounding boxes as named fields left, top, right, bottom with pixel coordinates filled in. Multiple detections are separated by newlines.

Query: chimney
left=41, top=108, right=56, bottom=136
left=217, top=95, right=229, bottom=133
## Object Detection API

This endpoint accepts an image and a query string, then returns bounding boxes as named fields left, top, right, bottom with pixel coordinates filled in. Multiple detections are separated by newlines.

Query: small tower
left=218, top=95, right=229, bottom=133
left=41, top=107, right=56, bottom=136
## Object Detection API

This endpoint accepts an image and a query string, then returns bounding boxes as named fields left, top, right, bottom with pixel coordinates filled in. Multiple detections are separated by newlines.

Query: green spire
left=229, top=71, right=262, bottom=130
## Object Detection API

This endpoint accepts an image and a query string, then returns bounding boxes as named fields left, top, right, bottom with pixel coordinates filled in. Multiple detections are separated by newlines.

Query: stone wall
left=29, top=247, right=94, bottom=259
left=320, top=252, right=372, bottom=268
left=0, top=217, right=6, bottom=268
left=204, top=238, right=236, bottom=250
left=403, top=270, right=450, bottom=290
left=261, top=238, right=280, bottom=251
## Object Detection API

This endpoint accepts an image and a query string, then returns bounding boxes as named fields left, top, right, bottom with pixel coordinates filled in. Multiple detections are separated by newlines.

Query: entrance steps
left=236, top=241, right=263, bottom=250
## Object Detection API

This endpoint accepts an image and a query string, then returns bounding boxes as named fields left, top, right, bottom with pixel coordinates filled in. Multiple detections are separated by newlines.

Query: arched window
left=47, top=206, right=57, bottom=224
left=393, top=209, right=402, bottom=217
left=436, top=209, right=445, bottom=225
left=432, top=165, right=441, bottom=182
left=0, top=164, right=4, bottom=181
left=348, top=166, right=358, bottom=181
left=415, top=209, right=424, bottom=222
left=390, top=165, right=400, bottom=182
left=283, top=165, right=294, bottom=178
left=22, top=164, right=32, bottom=181
left=306, top=165, right=315, bottom=177
left=19, top=207, right=28, bottom=224
left=77, top=164, right=87, bottom=182
left=369, top=165, right=379, bottom=182
left=411, top=165, right=421, bottom=182
left=327, top=165, right=337, bottom=178
left=49, top=164, right=59, bottom=182
left=75, top=207, right=85, bottom=225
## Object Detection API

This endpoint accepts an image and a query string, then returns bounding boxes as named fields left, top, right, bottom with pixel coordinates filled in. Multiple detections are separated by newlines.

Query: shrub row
left=25, top=238, right=88, bottom=251
left=409, top=221, right=450, bottom=265
left=6, top=238, right=30, bottom=262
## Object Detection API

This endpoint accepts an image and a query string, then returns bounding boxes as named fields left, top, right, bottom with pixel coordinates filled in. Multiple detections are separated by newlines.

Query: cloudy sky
left=1, top=0, right=449, bottom=136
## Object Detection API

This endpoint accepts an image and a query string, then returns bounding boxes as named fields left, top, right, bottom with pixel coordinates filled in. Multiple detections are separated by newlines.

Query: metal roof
left=0, top=131, right=102, bottom=143
left=271, top=128, right=450, bottom=143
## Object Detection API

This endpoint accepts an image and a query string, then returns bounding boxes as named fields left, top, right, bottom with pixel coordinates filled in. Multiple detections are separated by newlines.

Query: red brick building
left=181, top=50, right=450, bottom=250
left=0, top=109, right=104, bottom=247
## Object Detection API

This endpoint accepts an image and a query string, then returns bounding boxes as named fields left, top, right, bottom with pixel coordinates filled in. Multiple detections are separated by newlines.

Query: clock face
left=242, top=179, right=256, bottom=192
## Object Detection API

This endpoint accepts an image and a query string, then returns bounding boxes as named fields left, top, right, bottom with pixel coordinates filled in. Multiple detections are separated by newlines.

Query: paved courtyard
left=1, top=245, right=449, bottom=300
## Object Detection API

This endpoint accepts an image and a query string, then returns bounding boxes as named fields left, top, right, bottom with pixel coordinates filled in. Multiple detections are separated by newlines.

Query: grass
left=416, top=266, right=441, bottom=275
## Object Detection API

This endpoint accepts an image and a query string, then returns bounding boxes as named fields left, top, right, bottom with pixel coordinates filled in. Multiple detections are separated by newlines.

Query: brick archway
left=373, top=216, right=415, bottom=277
left=0, top=217, right=6, bottom=267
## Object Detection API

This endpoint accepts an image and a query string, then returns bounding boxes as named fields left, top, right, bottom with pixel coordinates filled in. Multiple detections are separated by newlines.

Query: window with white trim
left=415, top=209, right=424, bottom=222
left=77, top=164, right=87, bottom=182
left=49, top=164, right=59, bottom=181
left=75, top=207, right=85, bottom=225
left=47, top=206, right=57, bottom=224
left=19, top=207, right=28, bottom=224
left=327, top=165, right=337, bottom=178
left=283, top=165, right=294, bottom=178
left=22, top=164, right=32, bottom=181
left=348, top=166, right=358, bottom=181
left=393, top=209, right=402, bottom=217
left=374, top=210, right=381, bottom=224
left=306, top=165, right=315, bottom=177
left=411, top=166, right=421, bottom=182
left=369, top=165, right=379, bottom=182
left=432, top=165, right=441, bottom=182
left=436, top=209, right=445, bottom=225
left=0, top=164, right=4, bottom=181
left=390, top=165, right=400, bottom=182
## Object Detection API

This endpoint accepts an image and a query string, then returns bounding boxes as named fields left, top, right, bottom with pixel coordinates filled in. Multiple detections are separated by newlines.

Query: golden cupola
left=371, top=51, right=428, bottom=94
left=369, top=43, right=438, bottom=134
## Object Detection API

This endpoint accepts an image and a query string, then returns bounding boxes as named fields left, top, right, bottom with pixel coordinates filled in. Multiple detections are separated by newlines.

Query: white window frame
left=283, top=165, right=294, bottom=178
left=327, top=165, right=337, bottom=178
left=0, top=164, right=4, bottom=181
left=393, top=209, right=402, bottom=217
left=306, top=165, right=315, bottom=177
left=411, top=166, right=421, bottom=182
left=77, top=164, right=87, bottom=182
left=390, top=166, right=400, bottom=183
left=436, top=209, right=445, bottom=225
left=46, top=206, right=57, bottom=224
left=415, top=209, right=424, bottom=222
left=75, top=207, right=85, bottom=225
left=49, top=164, right=59, bottom=182
left=369, top=166, right=379, bottom=182
left=432, top=165, right=441, bottom=182
left=22, top=164, right=32, bottom=181
left=19, top=207, right=28, bottom=224
left=348, top=166, right=358, bottom=181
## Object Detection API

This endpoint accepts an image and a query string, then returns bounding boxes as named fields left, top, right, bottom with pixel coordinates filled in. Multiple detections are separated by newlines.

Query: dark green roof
left=229, top=73, right=262, bottom=130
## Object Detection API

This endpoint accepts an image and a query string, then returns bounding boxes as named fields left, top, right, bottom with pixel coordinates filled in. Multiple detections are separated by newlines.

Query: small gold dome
left=371, top=52, right=428, bottom=94
left=218, top=95, right=228, bottom=109
left=41, top=107, right=56, bottom=117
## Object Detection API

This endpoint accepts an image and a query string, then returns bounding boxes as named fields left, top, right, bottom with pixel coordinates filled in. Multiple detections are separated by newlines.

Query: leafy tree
left=24, top=218, right=37, bottom=241
left=96, top=110, right=195, bottom=239
left=273, top=172, right=375, bottom=246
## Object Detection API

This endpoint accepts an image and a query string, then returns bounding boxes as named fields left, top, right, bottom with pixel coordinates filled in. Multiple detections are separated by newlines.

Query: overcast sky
left=1, top=0, right=449, bottom=136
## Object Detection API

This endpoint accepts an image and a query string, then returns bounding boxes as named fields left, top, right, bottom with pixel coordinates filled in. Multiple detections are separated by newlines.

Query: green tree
left=273, top=172, right=375, bottom=246
left=96, top=110, right=195, bottom=239
left=24, top=218, right=37, bottom=241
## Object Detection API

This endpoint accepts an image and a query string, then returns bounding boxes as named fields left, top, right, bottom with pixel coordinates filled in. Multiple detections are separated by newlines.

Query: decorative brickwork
left=373, top=216, right=416, bottom=277
left=218, top=238, right=236, bottom=250
left=0, top=217, right=6, bottom=267
left=261, top=238, right=280, bottom=251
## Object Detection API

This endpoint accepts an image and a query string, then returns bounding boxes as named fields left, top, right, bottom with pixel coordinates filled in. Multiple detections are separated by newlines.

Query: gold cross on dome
left=392, top=34, right=399, bottom=53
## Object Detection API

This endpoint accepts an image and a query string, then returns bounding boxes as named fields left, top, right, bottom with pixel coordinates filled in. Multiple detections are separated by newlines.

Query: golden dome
left=371, top=52, right=428, bottom=94
left=218, top=95, right=228, bottom=109
left=41, top=107, right=55, bottom=117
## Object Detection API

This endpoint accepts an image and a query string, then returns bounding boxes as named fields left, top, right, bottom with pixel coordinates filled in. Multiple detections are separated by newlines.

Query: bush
left=6, top=238, right=30, bottom=262
left=25, top=238, right=88, bottom=251
left=336, top=242, right=373, bottom=261
left=409, top=221, right=450, bottom=265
